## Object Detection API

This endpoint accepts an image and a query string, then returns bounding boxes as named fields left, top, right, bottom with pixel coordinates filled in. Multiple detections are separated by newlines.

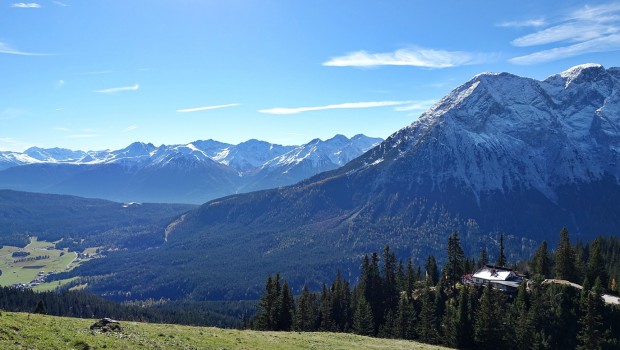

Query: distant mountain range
left=0, top=134, right=382, bottom=204
left=61, top=63, right=620, bottom=302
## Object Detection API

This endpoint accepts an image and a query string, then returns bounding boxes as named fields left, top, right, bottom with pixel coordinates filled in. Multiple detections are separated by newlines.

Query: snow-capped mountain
left=46, top=64, right=620, bottom=300
left=0, top=134, right=381, bottom=203
left=154, top=64, right=620, bottom=296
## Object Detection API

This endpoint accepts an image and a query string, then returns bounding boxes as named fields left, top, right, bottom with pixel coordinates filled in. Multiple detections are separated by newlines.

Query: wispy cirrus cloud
left=259, top=101, right=411, bottom=115
left=123, top=125, right=138, bottom=133
left=393, top=99, right=438, bottom=112
left=94, top=84, right=139, bottom=94
left=506, top=2, right=620, bottom=65
left=53, top=1, right=68, bottom=6
left=0, top=41, right=48, bottom=56
left=176, top=103, right=239, bottom=113
left=12, top=2, right=41, bottom=8
left=323, top=47, right=493, bottom=68
left=496, top=18, right=546, bottom=28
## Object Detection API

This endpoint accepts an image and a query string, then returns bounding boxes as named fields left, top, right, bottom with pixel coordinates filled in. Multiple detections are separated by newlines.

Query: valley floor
left=0, top=312, right=450, bottom=350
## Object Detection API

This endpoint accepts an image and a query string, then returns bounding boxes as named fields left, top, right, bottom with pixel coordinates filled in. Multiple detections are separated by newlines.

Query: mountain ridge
left=0, top=134, right=382, bottom=203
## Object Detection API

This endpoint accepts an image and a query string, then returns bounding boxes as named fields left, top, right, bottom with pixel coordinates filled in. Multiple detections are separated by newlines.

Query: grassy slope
left=0, top=312, right=451, bottom=350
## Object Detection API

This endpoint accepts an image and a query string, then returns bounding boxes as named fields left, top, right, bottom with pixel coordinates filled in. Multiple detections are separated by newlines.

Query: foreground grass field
left=0, top=312, right=451, bottom=350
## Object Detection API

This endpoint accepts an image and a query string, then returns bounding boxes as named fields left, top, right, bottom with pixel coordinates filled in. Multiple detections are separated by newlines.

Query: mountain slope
left=0, top=135, right=380, bottom=204
left=0, top=190, right=195, bottom=248
left=65, top=64, right=620, bottom=301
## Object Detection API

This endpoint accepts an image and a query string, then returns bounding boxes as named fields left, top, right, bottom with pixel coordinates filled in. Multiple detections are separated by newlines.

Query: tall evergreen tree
left=416, top=283, right=438, bottom=344
left=277, top=280, right=294, bottom=331
left=555, top=227, right=577, bottom=282
left=394, top=292, right=416, bottom=340
left=319, top=283, right=335, bottom=331
left=478, top=249, right=488, bottom=269
left=445, top=231, right=465, bottom=289
left=405, top=258, right=416, bottom=297
left=425, top=255, right=439, bottom=286
left=532, top=240, right=551, bottom=278
left=577, top=277, right=604, bottom=350
left=255, top=274, right=277, bottom=330
left=353, top=296, right=374, bottom=336
left=587, top=238, right=608, bottom=289
left=331, top=271, right=352, bottom=332
left=496, top=233, right=507, bottom=267
left=382, top=245, right=399, bottom=322
left=474, top=284, right=505, bottom=350
left=294, top=285, right=318, bottom=331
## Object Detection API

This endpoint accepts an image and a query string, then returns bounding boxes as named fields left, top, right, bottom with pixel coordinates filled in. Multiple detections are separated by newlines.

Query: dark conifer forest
left=253, top=229, right=620, bottom=350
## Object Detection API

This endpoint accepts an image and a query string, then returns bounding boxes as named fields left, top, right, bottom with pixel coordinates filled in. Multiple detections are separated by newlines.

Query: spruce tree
left=319, top=283, right=335, bottom=331
left=555, top=227, right=577, bottom=282
left=416, top=283, right=438, bottom=344
left=474, top=284, right=504, bottom=350
left=445, top=231, right=465, bottom=289
left=394, top=292, right=416, bottom=340
left=405, top=258, right=416, bottom=298
left=577, top=277, right=604, bottom=350
left=496, top=233, right=507, bottom=267
left=425, top=255, right=439, bottom=286
left=277, top=280, right=294, bottom=331
left=353, top=296, right=374, bottom=336
left=478, top=249, right=488, bottom=269
left=532, top=240, right=551, bottom=278
left=255, top=275, right=276, bottom=330
left=587, top=238, right=608, bottom=289
left=294, top=285, right=318, bottom=331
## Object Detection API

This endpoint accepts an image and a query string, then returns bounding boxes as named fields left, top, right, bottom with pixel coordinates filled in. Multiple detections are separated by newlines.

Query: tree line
left=253, top=228, right=620, bottom=349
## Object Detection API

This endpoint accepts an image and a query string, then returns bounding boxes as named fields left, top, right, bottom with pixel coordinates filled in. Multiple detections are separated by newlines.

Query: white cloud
left=12, top=2, right=41, bottom=8
left=507, top=2, right=620, bottom=64
left=123, top=125, right=138, bottom=132
left=53, top=1, right=68, bottom=6
left=511, top=22, right=619, bottom=47
left=497, top=18, right=546, bottom=28
left=0, top=41, right=47, bottom=56
left=55, top=79, right=66, bottom=89
left=259, top=101, right=411, bottom=115
left=510, top=33, right=620, bottom=65
left=176, top=103, right=239, bottom=113
left=393, top=100, right=438, bottom=112
left=323, top=47, right=492, bottom=68
left=94, top=84, right=139, bottom=94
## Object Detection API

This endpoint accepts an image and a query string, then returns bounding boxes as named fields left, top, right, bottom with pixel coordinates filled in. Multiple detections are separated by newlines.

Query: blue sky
left=2, top=0, right=620, bottom=151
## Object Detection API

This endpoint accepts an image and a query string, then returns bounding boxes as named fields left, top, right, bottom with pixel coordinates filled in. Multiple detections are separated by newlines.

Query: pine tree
left=513, top=282, right=534, bottom=350
left=416, top=283, right=438, bottom=344
left=319, top=283, right=335, bottom=331
left=453, top=287, right=474, bottom=349
left=496, top=233, right=507, bottom=267
left=478, top=249, right=488, bottom=269
left=532, top=240, right=551, bottom=278
left=445, top=231, right=465, bottom=289
left=353, top=296, right=374, bottom=336
left=474, top=284, right=504, bottom=350
left=555, top=227, right=577, bottom=282
left=34, top=299, right=47, bottom=314
left=577, top=277, right=604, bottom=350
left=394, top=292, right=416, bottom=340
left=382, top=246, right=399, bottom=321
left=405, top=258, right=416, bottom=298
left=425, top=255, right=439, bottom=286
left=331, top=271, right=352, bottom=332
left=255, top=275, right=277, bottom=330
left=587, top=238, right=608, bottom=289
left=277, top=280, right=294, bottom=331
left=294, top=285, right=318, bottom=331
